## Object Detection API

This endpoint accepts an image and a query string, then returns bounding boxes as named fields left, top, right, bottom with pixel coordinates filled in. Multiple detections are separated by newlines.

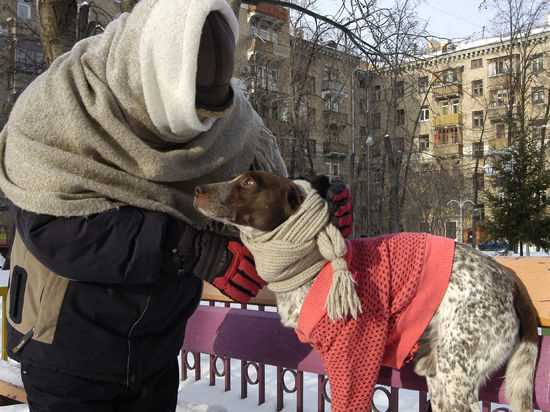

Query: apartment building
left=235, top=3, right=363, bottom=183
left=367, top=25, right=550, bottom=241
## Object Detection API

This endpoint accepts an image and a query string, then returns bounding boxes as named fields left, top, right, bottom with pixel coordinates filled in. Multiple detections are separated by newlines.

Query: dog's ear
left=285, top=183, right=305, bottom=215
left=310, top=175, right=331, bottom=199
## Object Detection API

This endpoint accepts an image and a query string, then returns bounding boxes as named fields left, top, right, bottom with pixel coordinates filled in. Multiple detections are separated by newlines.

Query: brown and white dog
left=193, top=171, right=539, bottom=412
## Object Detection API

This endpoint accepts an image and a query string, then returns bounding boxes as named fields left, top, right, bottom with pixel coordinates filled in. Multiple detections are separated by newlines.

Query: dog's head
left=193, top=171, right=330, bottom=232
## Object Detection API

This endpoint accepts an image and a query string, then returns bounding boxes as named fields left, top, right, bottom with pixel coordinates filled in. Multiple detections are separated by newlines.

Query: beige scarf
left=0, top=0, right=286, bottom=227
left=241, top=181, right=362, bottom=321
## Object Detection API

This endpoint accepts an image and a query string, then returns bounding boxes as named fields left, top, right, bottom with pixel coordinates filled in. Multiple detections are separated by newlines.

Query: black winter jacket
left=8, top=206, right=204, bottom=386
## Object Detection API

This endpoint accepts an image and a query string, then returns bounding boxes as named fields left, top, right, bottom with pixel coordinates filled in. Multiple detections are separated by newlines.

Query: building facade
left=366, top=26, right=550, bottom=241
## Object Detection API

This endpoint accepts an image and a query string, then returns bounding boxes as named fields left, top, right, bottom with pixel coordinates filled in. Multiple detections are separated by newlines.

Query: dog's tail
left=505, top=273, right=539, bottom=412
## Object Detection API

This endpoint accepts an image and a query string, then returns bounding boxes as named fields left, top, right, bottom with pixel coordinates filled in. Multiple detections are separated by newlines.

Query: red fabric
left=295, top=233, right=455, bottom=412
left=212, top=241, right=266, bottom=303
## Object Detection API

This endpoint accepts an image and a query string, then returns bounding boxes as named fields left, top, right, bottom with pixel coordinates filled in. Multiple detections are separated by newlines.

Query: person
left=0, top=0, right=352, bottom=411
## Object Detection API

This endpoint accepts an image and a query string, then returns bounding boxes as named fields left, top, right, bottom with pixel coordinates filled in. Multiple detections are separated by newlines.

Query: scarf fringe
left=326, top=265, right=363, bottom=321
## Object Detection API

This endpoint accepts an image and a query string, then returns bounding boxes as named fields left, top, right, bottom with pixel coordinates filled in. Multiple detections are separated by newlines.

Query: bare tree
left=339, top=0, right=434, bottom=233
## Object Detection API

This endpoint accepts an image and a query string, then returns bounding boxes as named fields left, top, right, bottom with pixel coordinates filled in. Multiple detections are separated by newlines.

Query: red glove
left=327, top=182, right=353, bottom=238
left=210, top=241, right=266, bottom=303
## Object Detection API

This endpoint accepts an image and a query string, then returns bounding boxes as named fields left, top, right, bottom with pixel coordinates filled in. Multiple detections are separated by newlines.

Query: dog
left=193, top=171, right=539, bottom=412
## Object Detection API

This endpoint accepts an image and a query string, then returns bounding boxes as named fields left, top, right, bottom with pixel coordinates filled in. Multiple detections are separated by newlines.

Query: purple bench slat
left=183, top=306, right=550, bottom=410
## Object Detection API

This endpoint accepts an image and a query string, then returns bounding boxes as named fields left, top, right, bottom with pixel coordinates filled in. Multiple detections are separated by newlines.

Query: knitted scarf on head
left=0, top=0, right=286, bottom=226
left=241, top=181, right=362, bottom=321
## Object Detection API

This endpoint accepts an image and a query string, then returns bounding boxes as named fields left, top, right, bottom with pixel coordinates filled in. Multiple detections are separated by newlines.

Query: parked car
left=478, top=240, right=510, bottom=254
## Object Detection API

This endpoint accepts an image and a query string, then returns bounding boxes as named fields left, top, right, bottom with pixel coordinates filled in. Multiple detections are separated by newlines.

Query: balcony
left=248, top=4, right=289, bottom=23
left=486, top=103, right=517, bottom=122
left=432, top=83, right=462, bottom=99
left=433, top=143, right=463, bottom=157
left=323, top=140, right=348, bottom=157
left=248, top=38, right=290, bottom=61
left=323, top=110, right=348, bottom=126
left=488, top=137, right=509, bottom=151
left=322, top=79, right=346, bottom=93
left=432, top=113, right=463, bottom=127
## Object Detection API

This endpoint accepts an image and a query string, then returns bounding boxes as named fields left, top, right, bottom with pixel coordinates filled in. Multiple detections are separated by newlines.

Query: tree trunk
left=36, top=0, right=77, bottom=66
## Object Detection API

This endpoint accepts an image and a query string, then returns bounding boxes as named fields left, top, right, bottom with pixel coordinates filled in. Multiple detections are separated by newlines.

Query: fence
left=181, top=282, right=550, bottom=412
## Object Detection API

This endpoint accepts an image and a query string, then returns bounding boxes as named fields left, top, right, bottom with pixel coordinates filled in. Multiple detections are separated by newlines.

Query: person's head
left=139, top=0, right=239, bottom=138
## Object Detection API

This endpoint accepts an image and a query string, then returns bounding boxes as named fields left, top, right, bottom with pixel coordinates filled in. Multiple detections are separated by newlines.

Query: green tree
left=484, top=132, right=550, bottom=254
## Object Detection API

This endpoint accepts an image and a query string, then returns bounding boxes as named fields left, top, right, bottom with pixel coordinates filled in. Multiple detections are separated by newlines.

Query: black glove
left=164, top=221, right=265, bottom=302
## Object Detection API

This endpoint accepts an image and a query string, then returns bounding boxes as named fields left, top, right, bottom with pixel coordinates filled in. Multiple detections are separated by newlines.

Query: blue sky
left=317, top=0, right=495, bottom=41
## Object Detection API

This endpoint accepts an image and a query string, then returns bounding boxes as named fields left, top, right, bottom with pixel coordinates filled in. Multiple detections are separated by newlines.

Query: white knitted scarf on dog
left=241, top=181, right=362, bottom=321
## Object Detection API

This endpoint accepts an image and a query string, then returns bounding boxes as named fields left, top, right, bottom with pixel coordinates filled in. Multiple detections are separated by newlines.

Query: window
left=251, top=65, right=278, bottom=92
left=451, top=98, right=460, bottom=114
left=488, top=56, right=517, bottom=76
left=443, top=70, right=457, bottom=84
left=496, top=123, right=505, bottom=139
left=532, top=87, right=545, bottom=104
left=306, top=76, right=316, bottom=94
left=374, top=85, right=382, bottom=100
left=324, top=95, right=341, bottom=112
left=532, top=125, right=547, bottom=141
left=271, top=102, right=280, bottom=121
left=471, top=58, right=483, bottom=69
left=441, top=100, right=449, bottom=115
left=472, top=111, right=484, bottom=129
left=435, top=127, right=460, bottom=145
left=306, top=139, right=317, bottom=157
left=472, top=142, right=484, bottom=159
left=472, top=80, right=483, bottom=97
left=17, top=0, right=31, bottom=19
left=418, top=135, right=429, bottom=152
left=418, top=76, right=429, bottom=93
left=372, top=112, right=381, bottom=129
left=360, top=127, right=367, bottom=139
left=532, top=54, right=544, bottom=73
left=396, top=109, right=405, bottom=125
left=396, top=81, right=405, bottom=97
left=490, top=89, right=508, bottom=107
left=419, top=106, right=430, bottom=122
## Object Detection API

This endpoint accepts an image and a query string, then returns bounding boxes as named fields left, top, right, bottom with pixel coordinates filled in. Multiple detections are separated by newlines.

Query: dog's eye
left=241, top=178, right=256, bottom=188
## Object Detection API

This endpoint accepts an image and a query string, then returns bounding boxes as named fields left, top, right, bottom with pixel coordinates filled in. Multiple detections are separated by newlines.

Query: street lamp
left=365, top=135, right=374, bottom=235
left=447, top=199, right=474, bottom=243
